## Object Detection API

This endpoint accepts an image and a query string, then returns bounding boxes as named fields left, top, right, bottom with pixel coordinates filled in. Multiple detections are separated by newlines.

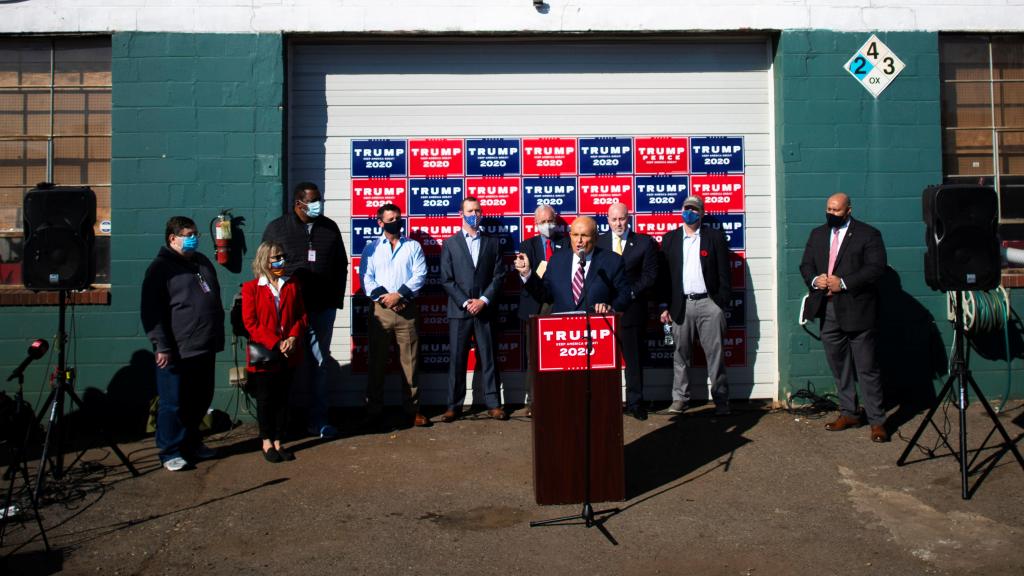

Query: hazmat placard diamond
left=844, top=34, right=905, bottom=98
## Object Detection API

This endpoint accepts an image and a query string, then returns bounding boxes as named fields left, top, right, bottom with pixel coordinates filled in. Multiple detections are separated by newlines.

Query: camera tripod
left=897, top=291, right=1024, bottom=499
left=33, top=291, right=138, bottom=501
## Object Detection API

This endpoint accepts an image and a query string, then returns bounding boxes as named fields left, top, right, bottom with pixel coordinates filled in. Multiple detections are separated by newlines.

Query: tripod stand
left=33, top=290, right=138, bottom=501
left=897, top=290, right=1024, bottom=499
left=531, top=259, right=619, bottom=543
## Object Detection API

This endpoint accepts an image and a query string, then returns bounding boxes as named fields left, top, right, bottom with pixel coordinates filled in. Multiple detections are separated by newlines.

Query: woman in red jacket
left=243, top=241, right=308, bottom=463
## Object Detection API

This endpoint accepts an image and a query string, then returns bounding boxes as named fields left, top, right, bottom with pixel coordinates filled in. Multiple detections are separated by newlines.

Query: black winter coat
left=141, top=246, right=225, bottom=359
left=262, top=212, right=348, bottom=312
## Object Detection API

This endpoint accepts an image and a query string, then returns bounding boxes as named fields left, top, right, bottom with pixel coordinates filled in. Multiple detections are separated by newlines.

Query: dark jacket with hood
left=141, top=246, right=225, bottom=359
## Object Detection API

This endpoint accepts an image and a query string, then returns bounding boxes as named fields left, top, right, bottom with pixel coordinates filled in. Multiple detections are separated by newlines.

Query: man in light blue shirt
left=360, top=203, right=428, bottom=428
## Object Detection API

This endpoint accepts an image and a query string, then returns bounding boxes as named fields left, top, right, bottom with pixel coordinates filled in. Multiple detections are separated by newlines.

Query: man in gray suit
left=440, top=197, right=508, bottom=422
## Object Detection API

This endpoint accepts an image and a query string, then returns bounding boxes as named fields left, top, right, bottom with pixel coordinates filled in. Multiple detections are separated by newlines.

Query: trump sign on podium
left=536, top=314, right=619, bottom=372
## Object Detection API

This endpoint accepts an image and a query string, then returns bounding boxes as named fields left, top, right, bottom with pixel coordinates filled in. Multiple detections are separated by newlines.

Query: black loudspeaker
left=922, top=184, right=1000, bottom=292
left=22, top=184, right=96, bottom=291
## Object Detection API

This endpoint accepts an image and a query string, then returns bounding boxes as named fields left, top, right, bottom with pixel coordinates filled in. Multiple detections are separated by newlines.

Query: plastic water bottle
left=663, top=322, right=674, bottom=346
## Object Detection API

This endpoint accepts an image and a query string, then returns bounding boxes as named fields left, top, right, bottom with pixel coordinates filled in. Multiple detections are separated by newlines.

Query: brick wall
left=0, top=33, right=285, bottom=421
left=775, top=30, right=1023, bottom=407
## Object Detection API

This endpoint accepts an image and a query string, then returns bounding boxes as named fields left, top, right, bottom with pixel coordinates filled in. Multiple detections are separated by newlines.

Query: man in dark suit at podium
left=597, top=203, right=659, bottom=421
left=518, top=204, right=568, bottom=415
left=440, top=196, right=508, bottom=423
left=514, top=216, right=630, bottom=315
left=659, top=195, right=732, bottom=416
left=799, top=192, right=889, bottom=442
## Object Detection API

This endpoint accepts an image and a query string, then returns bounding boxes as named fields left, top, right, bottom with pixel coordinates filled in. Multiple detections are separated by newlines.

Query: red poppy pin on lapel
left=700, top=250, right=708, bottom=257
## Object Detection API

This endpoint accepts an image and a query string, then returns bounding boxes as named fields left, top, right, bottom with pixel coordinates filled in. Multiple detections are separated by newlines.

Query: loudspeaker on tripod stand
left=22, top=183, right=96, bottom=291
left=922, top=184, right=1000, bottom=292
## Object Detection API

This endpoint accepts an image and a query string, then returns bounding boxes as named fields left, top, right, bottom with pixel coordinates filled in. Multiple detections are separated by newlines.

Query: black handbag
left=247, top=341, right=282, bottom=366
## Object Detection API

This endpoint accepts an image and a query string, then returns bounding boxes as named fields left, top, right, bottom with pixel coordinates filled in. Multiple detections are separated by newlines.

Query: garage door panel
left=289, top=39, right=778, bottom=401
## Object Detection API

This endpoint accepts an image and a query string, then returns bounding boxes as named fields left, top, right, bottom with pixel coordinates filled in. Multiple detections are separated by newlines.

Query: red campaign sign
left=578, top=175, right=634, bottom=214
left=730, top=250, right=745, bottom=289
left=691, top=328, right=747, bottom=368
left=536, top=314, right=619, bottom=372
left=465, top=177, right=521, bottom=216
left=351, top=257, right=362, bottom=295
left=495, top=332, right=524, bottom=372
left=408, top=216, right=463, bottom=257
left=408, top=138, right=465, bottom=177
left=351, top=178, right=408, bottom=217
left=521, top=214, right=575, bottom=240
left=635, top=213, right=681, bottom=245
left=350, top=336, right=400, bottom=374
left=635, top=136, right=688, bottom=174
left=417, top=293, right=449, bottom=335
left=690, top=174, right=744, bottom=213
left=522, top=137, right=577, bottom=176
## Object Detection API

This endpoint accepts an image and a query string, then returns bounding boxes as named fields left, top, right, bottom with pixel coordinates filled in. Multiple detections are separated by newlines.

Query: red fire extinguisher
left=210, top=209, right=233, bottom=266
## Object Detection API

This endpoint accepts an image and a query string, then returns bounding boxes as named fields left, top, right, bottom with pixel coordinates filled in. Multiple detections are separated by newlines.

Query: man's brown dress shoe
left=413, top=413, right=430, bottom=427
left=441, top=410, right=459, bottom=423
left=870, top=424, right=890, bottom=443
left=824, top=414, right=865, bottom=431
left=487, top=407, right=508, bottom=421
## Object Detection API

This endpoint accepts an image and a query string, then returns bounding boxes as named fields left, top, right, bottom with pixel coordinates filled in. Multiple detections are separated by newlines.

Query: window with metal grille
left=0, top=36, right=111, bottom=291
left=940, top=34, right=1024, bottom=240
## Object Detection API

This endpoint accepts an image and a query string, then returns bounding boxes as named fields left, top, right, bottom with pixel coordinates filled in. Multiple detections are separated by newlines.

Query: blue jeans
left=302, top=308, right=336, bottom=431
left=155, top=352, right=215, bottom=463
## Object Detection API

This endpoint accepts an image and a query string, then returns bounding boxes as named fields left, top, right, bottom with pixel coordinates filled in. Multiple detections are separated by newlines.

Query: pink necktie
left=572, top=259, right=585, bottom=305
left=827, top=228, right=840, bottom=275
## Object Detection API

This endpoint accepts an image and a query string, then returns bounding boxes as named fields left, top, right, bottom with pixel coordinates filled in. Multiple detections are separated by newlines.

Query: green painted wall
left=774, top=30, right=1023, bottom=411
left=0, top=33, right=285, bottom=430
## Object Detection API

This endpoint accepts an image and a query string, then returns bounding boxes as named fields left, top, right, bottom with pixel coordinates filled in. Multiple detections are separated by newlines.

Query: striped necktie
left=572, top=258, right=585, bottom=305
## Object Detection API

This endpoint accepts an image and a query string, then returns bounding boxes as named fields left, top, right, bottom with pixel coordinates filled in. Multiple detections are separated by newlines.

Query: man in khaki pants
left=359, top=203, right=428, bottom=429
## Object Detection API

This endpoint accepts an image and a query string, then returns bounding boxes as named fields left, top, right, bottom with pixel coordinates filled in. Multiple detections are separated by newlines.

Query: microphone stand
left=0, top=369, right=50, bottom=551
left=531, top=248, right=619, bottom=544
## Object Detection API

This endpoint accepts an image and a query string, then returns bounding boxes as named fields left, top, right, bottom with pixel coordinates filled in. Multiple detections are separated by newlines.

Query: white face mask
left=536, top=222, right=556, bottom=238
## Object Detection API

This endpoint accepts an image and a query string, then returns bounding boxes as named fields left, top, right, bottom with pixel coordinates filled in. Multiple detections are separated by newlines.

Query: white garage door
left=289, top=39, right=777, bottom=404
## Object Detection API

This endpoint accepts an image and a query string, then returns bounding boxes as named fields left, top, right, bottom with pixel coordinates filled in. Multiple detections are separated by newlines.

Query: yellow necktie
left=614, top=235, right=623, bottom=255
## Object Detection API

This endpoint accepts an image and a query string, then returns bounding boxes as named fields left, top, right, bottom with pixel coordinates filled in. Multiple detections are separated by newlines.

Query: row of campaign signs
left=349, top=135, right=748, bottom=374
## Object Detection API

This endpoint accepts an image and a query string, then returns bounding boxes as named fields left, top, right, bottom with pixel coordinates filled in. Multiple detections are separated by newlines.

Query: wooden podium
left=531, top=313, right=625, bottom=505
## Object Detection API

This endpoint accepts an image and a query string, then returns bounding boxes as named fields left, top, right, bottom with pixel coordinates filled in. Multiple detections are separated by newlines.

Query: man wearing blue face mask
left=440, top=197, right=508, bottom=423
left=659, top=195, right=732, bottom=416
left=141, top=216, right=225, bottom=471
left=262, top=182, right=348, bottom=438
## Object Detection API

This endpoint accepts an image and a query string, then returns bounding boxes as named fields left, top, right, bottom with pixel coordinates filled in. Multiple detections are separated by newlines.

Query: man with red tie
left=516, top=204, right=567, bottom=415
left=799, top=192, right=889, bottom=442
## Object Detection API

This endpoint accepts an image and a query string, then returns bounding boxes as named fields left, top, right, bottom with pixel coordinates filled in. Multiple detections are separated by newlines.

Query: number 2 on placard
left=852, top=56, right=867, bottom=75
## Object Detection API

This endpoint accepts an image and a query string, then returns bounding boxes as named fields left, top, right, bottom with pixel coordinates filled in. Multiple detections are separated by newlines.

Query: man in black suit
left=517, top=204, right=568, bottom=415
left=597, top=203, right=659, bottom=420
left=660, top=195, right=732, bottom=416
left=799, top=192, right=889, bottom=442
left=514, top=216, right=630, bottom=315
left=440, top=197, right=508, bottom=423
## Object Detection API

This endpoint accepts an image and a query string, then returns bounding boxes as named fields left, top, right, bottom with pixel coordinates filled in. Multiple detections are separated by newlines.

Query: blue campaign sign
left=351, top=217, right=405, bottom=255
left=408, top=178, right=463, bottom=216
left=465, top=138, right=521, bottom=176
left=579, top=137, right=633, bottom=175
left=522, top=177, right=577, bottom=214
left=690, top=136, right=744, bottom=174
left=479, top=216, right=521, bottom=254
left=635, top=175, right=688, bottom=213
left=704, top=214, right=745, bottom=250
left=352, top=139, right=407, bottom=177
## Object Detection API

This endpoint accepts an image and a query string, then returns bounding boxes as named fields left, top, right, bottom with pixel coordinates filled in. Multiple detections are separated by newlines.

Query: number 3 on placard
left=882, top=56, right=895, bottom=74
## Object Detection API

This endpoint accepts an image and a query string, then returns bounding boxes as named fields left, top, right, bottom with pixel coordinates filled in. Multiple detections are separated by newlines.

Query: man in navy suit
left=660, top=195, right=732, bottom=416
left=799, top=192, right=889, bottom=442
left=440, top=197, right=508, bottom=423
left=597, top=203, right=659, bottom=421
left=514, top=216, right=631, bottom=315
left=517, top=204, right=568, bottom=415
